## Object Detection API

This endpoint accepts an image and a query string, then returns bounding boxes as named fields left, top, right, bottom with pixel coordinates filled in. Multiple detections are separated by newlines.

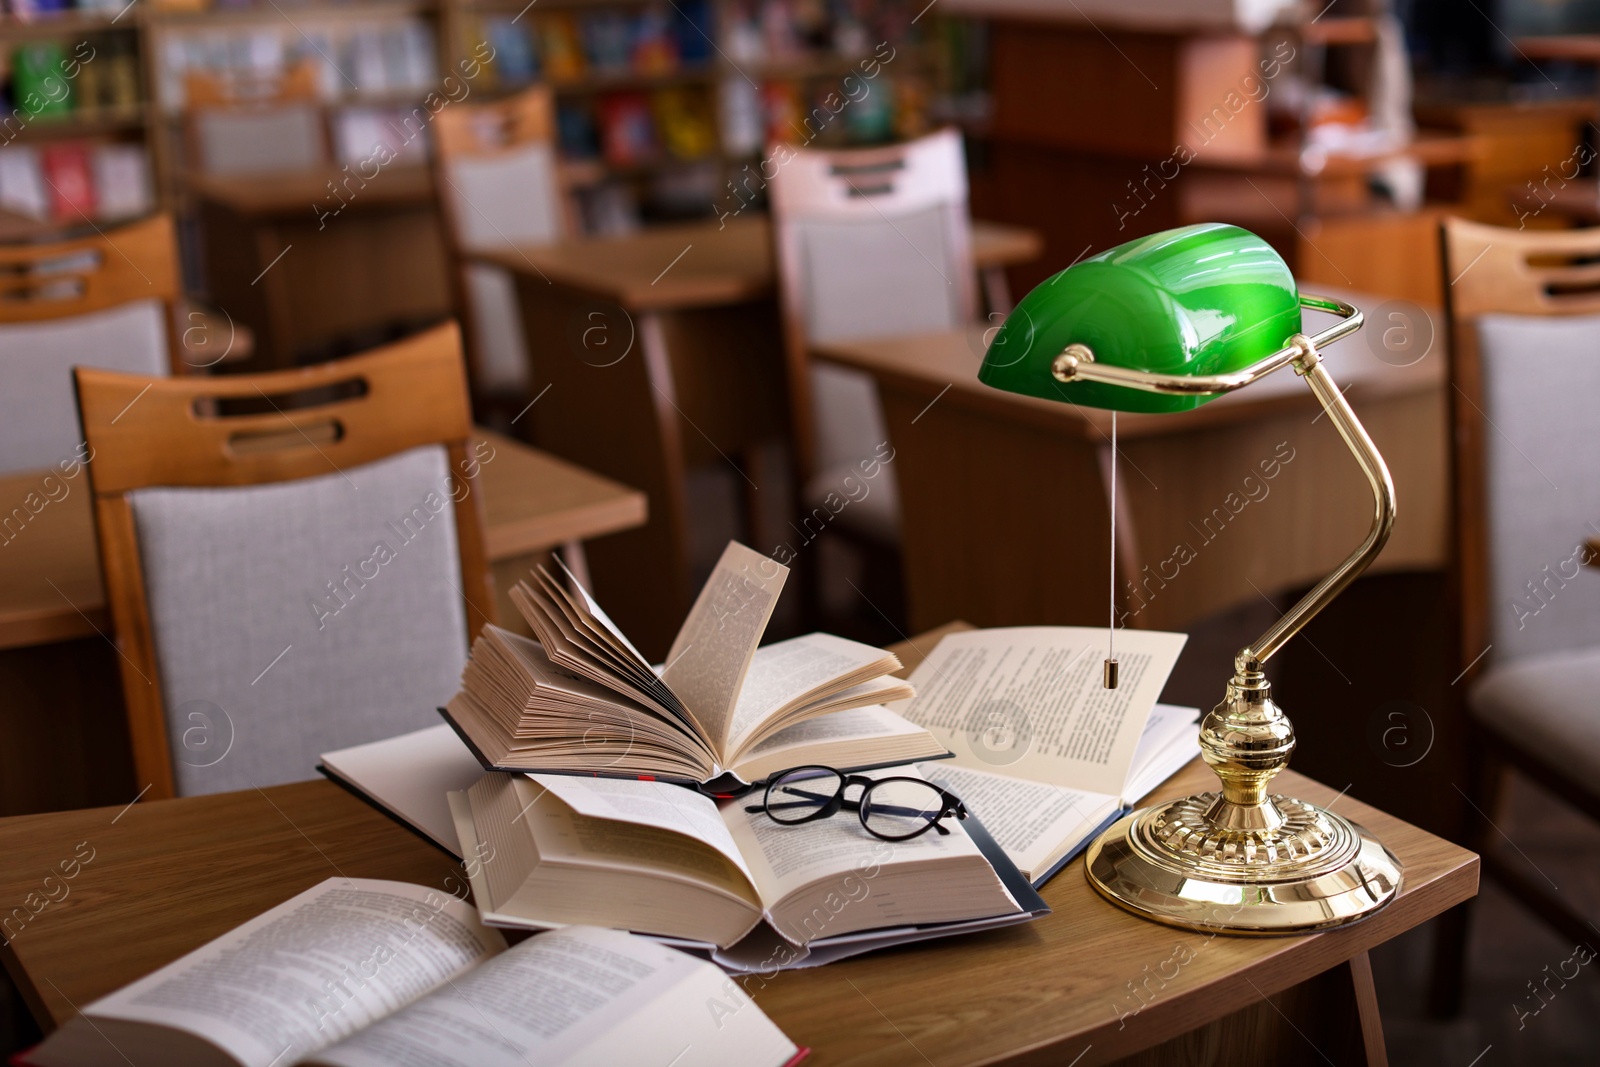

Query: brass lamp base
left=1085, top=793, right=1402, bottom=934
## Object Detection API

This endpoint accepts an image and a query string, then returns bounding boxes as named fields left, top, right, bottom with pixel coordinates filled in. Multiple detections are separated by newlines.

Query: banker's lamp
left=980, top=223, right=1402, bottom=933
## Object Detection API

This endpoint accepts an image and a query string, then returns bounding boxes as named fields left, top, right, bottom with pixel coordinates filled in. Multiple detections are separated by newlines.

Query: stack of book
left=323, top=541, right=1203, bottom=975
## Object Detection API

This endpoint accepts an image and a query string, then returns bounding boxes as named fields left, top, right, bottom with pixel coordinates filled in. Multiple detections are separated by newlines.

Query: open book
left=450, top=767, right=1047, bottom=972
left=24, top=879, right=804, bottom=1067
left=892, top=627, right=1199, bottom=886
left=442, top=542, right=944, bottom=788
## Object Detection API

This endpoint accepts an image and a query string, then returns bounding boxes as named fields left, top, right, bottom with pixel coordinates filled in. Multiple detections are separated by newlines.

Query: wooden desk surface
left=0, top=624, right=1477, bottom=1065
left=183, top=166, right=436, bottom=218
left=0, top=430, right=644, bottom=651
left=479, top=216, right=1043, bottom=312
left=1516, top=35, right=1600, bottom=62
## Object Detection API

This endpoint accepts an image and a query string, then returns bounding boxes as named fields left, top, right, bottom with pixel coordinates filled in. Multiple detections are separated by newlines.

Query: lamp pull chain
left=1105, top=412, right=1119, bottom=689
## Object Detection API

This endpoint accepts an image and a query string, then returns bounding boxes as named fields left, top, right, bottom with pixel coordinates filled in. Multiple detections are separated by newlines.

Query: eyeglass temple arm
left=1049, top=293, right=1394, bottom=675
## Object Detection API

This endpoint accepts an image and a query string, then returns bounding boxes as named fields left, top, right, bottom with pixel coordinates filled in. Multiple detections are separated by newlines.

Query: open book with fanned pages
left=21, top=879, right=807, bottom=1067
left=441, top=542, right=946, bottom=791
left=448, top=766, right=1049, bottom=972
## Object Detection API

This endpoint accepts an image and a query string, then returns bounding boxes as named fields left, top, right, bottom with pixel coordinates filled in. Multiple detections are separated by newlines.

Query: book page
left=660, top=542, right=787, bottom=755
left=309, top=926, right=797, bottom=1067
left=916, top=762, right=1119, bottom=879
left=77, top=879, right=504, bottom=1067
left=725, top=633, right=901, bottom=748
left=893, top=627, right=1186, bottom=796
left=720, top=767, right=985, bottom=904
left=320, top=725, right=486, bottom=856
left=529, top=773, right=755, bottom=885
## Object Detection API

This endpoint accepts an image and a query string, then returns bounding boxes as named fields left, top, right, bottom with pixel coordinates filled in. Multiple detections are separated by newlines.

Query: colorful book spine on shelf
left=484, top=17, right=538, bottom=86
left=581, top=10, right=632, bottom=75
left=597, top=91, right=656, bottom=167
left=41, top=140, right=93, bottom=219
left=629, top=9, right=679, bottom=75
left=12, top=42, right=73, bottom=118
left=761, top=80, right=803, bottom=145
left=557, top=100, right=599, bottom=159
left=673, top=0, right=715, bottom=65
left=537, top=13, right=586, bottom=83
left=652, top=86, right=713, bottom=160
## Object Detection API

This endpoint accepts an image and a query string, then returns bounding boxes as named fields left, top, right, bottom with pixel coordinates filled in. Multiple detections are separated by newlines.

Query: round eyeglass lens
left=861, top=778, right=946, bottom=839
left=766, top=767, right=844, bottom=823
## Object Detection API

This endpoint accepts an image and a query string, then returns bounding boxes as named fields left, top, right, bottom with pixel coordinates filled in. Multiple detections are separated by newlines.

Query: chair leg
left=1427, top=727, right=1503, bottom=1018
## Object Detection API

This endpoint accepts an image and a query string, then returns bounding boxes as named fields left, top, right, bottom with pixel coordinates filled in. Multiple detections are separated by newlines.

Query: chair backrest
left=1441, top=218, right=1600, bottom=674
left=430, top=86, right=564, bottom=394
left=0, top=214, right=181, bottom=476
left=769, top=128, right=977, bottom=479
left=76, top=323, right=495, bottom=799
left=184, top=65, right=327, bottom=177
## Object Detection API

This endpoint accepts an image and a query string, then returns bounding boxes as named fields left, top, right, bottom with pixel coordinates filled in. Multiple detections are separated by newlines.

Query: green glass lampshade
left=978, top=223, right=1302, bottom=413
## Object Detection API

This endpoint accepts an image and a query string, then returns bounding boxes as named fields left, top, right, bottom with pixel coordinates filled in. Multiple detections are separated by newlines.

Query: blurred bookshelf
left=0, top=0, right=958, bottom=236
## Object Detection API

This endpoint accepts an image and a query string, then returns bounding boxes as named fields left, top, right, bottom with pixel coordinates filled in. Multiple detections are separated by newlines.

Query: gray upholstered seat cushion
left=0, top=299, right=167, bottom=475
left=129, top=444, right=469, bottom=794
left=1469, top=647, right=1600, bottom=784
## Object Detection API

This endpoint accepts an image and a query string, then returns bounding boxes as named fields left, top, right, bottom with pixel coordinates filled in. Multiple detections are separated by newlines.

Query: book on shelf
left=442, top=541, right=944, bottom=790
left=892, top=626, right=1199, bottom=886
left=22, top=879, right=805, bottom=1067
left=450, top=764, right=1048, bottom=971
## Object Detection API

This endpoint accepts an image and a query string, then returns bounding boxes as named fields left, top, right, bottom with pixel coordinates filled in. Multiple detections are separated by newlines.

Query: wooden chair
left=768, top=129, right=977, bottom=615
left=0, top=214, right=185, bottom=476
left=75, top=322, right=495, bottom=800
left=184, top=62, right=328, bottom=177
left=431, top=86, right=566, bottom=406
left=1430, top=217, right=1600, bottom=1014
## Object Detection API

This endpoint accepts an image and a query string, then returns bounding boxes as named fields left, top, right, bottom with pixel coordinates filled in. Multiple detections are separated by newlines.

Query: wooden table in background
left=187, top=166, right=451, bottom=369
left=0, top=624, right=1476, bottom=1066
left=483, top=215, right=1042, bottom=657
left=0, top=430, right=644, bottom=815
left=814, top=291, right=1448, bottom=636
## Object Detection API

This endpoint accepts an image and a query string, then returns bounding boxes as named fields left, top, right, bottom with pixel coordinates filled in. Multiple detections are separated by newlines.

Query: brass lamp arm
left=1049, top=294, right=1364, bottom=396
left=1049, top=293, right=1394, bottom=678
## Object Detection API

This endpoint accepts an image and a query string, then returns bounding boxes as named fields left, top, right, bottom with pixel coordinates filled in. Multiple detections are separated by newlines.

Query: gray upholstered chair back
left=192, top=104, right=326, bottom=175
left=771, top=128, right=976, bottom=477
left=0, top=299, right=168, bottom=475
left=439, top=143, right=562, bottom=393
left=1475, top=313, right=1600, bottom=662
left=441, top=142, right=562, bottom=252
left=129, top=444, right=470, bottom=794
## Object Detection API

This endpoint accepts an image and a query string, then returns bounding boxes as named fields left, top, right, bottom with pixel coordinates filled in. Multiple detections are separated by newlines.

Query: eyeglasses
left=744, top=765, right=967, bottom=842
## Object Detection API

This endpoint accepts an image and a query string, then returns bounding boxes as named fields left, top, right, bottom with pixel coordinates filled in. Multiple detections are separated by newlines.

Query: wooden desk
left=0, top=625, right=1477, bottom=1065
left=814, top=293, right=1448, bottom=635
left=0, top=430, right=644, bottom=652
left=188, top=166, right=451, bottom=368
left=484, top=215, right=1043, bottom=657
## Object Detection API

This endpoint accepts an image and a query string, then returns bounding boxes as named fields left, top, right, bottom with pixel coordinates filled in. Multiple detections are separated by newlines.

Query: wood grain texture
left=0, top=214, right=180, bottom=329
left=817, top=298, right=1448, bottom=632
left=0, top=624, right=1477, bottom=1065
left=183, top=166, right=435, bottom=218
left=473, top=429, right=646, bottom=559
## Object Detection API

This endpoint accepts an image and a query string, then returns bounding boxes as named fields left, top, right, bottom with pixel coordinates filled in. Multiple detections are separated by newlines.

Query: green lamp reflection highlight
left=978, top=223, right=1302, bottom=414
